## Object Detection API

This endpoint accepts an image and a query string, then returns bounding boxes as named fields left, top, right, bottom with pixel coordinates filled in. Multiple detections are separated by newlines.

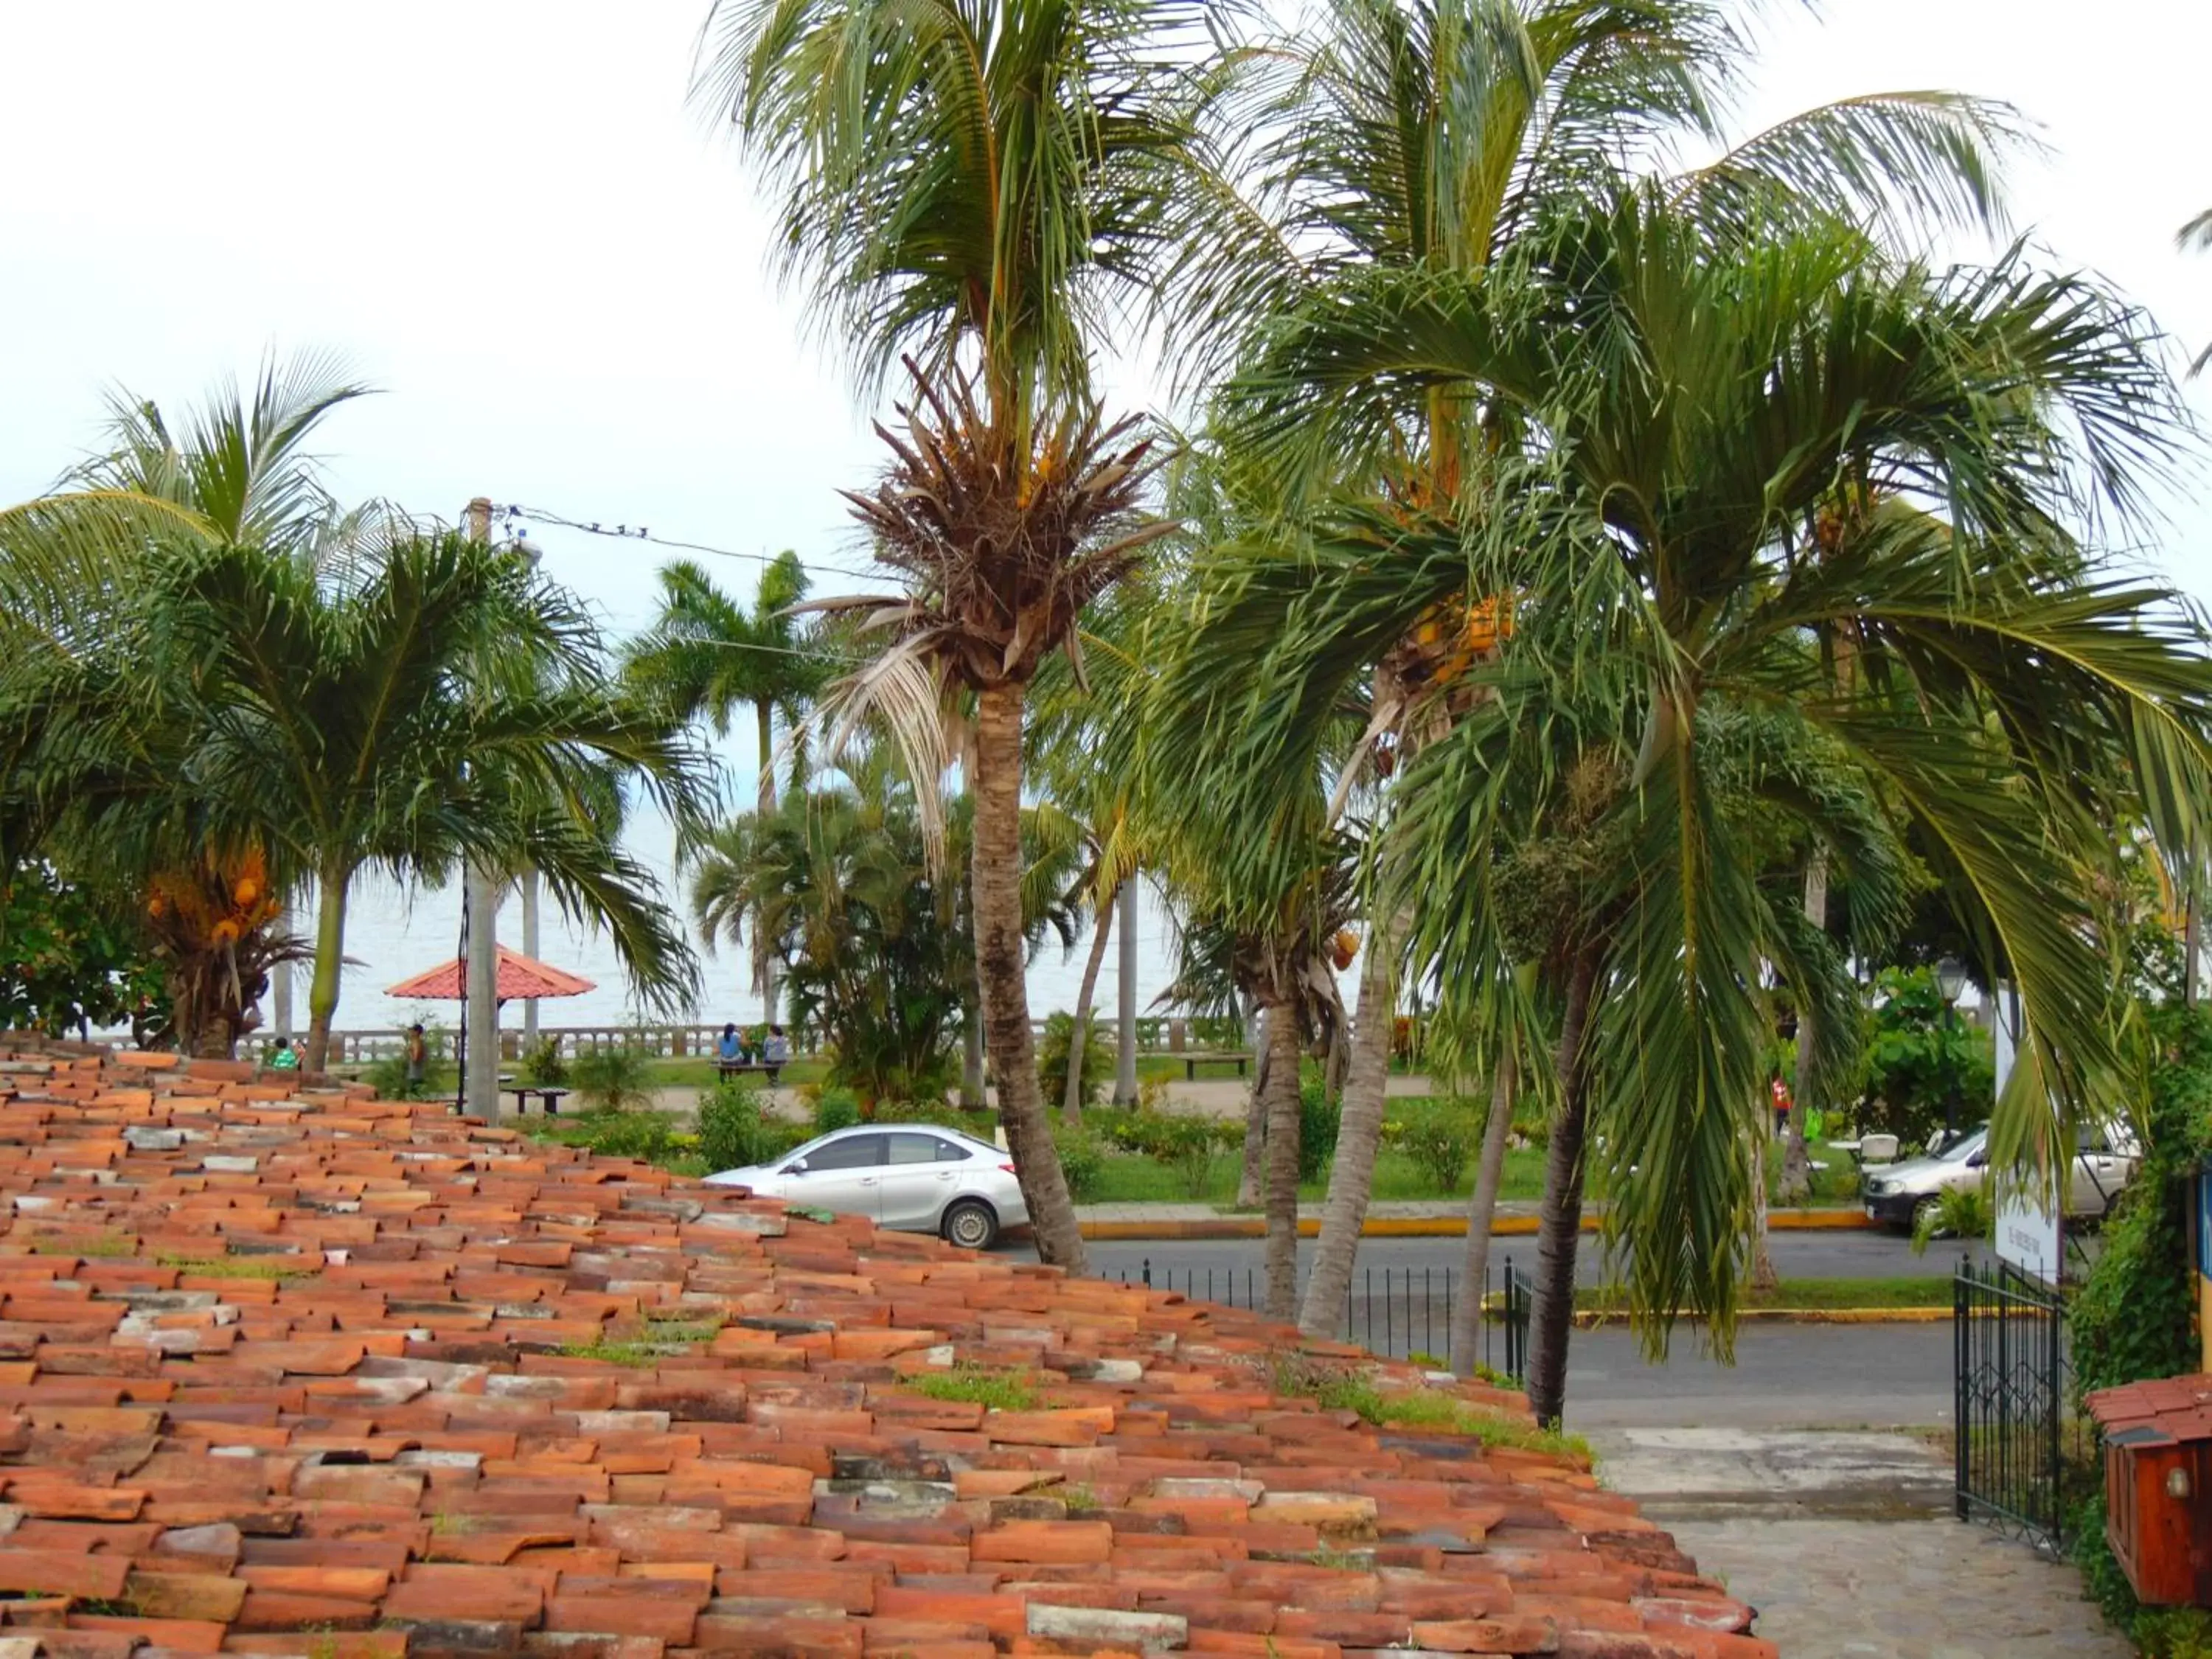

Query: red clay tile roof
left=2086, top=1374, right=2212, bottom=1447
left=0, top=1043, right=1771, bottom=1659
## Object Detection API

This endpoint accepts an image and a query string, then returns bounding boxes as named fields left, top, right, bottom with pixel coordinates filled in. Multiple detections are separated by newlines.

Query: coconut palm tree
left=41, top=531, right=711, bottom=1071
left=694, top=0, right=1226, bottom=1267
left=1208, top=189, right=2212, bottom=1423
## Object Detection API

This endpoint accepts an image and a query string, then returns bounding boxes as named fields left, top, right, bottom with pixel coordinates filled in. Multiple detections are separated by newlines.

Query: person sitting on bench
left=762, top=1024, right=790, bottom=1071
left=716, top=1023, right=745, bottom=1065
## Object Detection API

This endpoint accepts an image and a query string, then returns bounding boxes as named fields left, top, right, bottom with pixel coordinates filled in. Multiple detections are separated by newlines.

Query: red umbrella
left=386, top=945, right=596, bottom=1005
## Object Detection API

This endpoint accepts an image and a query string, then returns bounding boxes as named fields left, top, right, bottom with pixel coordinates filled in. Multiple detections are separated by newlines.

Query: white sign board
left=1989, top=984, right=2063, bottom=1282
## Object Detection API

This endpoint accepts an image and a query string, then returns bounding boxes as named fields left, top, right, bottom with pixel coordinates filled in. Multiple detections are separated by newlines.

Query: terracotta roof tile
left=0, top=1043, right=1760, bottom=1655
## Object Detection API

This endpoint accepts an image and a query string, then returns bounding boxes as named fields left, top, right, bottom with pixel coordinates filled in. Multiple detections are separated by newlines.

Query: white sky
left=1, top=0, right=2208, bottom=1023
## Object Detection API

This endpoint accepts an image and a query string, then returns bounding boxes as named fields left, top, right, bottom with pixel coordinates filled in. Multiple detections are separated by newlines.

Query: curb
left=1571, top=1306, right=1950, bottom=1327
left=1078, top=1208, right=1875, bottom=1241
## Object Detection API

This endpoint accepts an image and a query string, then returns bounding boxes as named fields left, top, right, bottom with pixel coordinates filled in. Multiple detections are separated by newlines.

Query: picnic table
left=501, top=1084, right=570, bottom=1117
left=717, top=1059, right=783, bottom=1085
left=1180, top=1053, right=1253, bottom=1080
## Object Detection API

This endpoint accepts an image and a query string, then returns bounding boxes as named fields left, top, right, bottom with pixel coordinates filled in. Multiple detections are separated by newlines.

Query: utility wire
left=500, top=502, right=891, bottom=585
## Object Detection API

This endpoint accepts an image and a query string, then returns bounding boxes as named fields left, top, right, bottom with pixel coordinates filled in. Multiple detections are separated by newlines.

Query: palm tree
left=1161, top=0, right=2027, bottom=1338
left=42, top=532, right=711, bottom=1071
left=694, top=0, right=1225, bottom=1267
left=692, top=746, right=973, bottom=1102
left=1212, top=190, right=2212, bottom=1422
left=627, top=552, right=831, bottom=1016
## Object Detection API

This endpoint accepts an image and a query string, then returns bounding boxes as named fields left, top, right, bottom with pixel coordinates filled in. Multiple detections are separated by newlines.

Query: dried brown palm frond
left=829, top=358, right=1177, bottom=693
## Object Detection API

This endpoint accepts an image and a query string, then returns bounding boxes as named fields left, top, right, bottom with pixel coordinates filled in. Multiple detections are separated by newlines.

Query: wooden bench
left=501, top=1084, right=570, bottom=1117
left=1181, top=1053, right=1253, bottom=1080
left=716, top=1060, right=784, bottom=1085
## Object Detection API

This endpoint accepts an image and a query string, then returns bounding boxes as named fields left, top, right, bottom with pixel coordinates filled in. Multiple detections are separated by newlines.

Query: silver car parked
left=703, top=1124, right=1029, bottom=1250
left=1860, top=1121, right=2138, bottom=1232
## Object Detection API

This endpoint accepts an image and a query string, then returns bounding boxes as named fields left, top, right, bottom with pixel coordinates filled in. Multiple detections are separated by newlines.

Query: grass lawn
left=1574, top=1275, right=1951, bottom=1312
left=1082, top=1140, right=1863, bottom=1210
left=640, top=1055, right=831, bottom=1089
left=1083, top=1145, right=1555, bottom=1207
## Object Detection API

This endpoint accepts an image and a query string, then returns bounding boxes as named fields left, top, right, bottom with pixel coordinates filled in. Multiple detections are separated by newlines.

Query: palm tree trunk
left=1237, top=1009, right=1271, bottom=1208
left=1298, top=930, right=1395, bottom=1335
left=1750, top=1122, right=1779, bottom=1292
left=1259, top=995, right=1304, bottom=1321
left=1526, top=948, right=1599, bottom=1429
left=1062, top=877, right=1117, bottom=1120
left=1780, top=848, right=1826, bottom=1200
left=961, top=1003, right=985, bottom=1107
left=756, top=696, right=780, bottom=1023
left=1451, top=1045, right=1519, bottom=1377
left=302, top=865, right=349, bottom=1073
left=971, top=682, right=1085, bottom=1270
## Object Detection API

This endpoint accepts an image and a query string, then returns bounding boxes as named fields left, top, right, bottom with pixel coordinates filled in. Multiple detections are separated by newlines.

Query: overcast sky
left=2, top=1, right=2208, bottom=1021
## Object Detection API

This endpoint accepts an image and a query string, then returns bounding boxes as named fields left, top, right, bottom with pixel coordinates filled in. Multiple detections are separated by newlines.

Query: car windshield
left=1936, top=1128, right=1989, bottom=1164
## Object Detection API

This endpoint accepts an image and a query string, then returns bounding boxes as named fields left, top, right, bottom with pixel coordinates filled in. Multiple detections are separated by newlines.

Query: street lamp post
left=1935, top=955, right=1969, bottom=1141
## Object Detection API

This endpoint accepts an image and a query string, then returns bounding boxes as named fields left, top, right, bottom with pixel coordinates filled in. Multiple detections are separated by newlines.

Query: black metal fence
left=1954, top=1259, right=2068, bottom=1552
left=1108, top=1258, right=1532, bottom=1381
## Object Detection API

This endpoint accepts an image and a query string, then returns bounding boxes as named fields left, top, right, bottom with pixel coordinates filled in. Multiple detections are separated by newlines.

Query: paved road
left=1562, top=1324, right=1950, bottom=1429
left=1015, top=1236, right=1961, bottom=1427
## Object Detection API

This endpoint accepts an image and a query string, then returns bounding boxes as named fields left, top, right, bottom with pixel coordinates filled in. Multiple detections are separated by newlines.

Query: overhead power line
left=498, top=502, right=891, bottom=586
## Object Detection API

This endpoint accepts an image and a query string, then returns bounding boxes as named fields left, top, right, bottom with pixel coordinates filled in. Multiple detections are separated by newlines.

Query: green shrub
left=1150, top=1115, right=1239, bottom=1199
left=1299, top=1067, right=1340, bottom=1183
left=813, top=1087, right=863, bottom=1134
left=695, top=1077, right=804, bottom=1172
left=519, top=1034, right=568, bottom=1088
left=1039, top=1010, right=1110, bottom=1110
left=1398, top=1106, right=1479, bottom=1194
left=1909, top=1183, right=1994, bottom=1255
left=570, top=1040, right=655, bottom=1110
left=1053, top=1127, right=1107, bottom=1202
left=541, top=1108, right=684, bottom=1164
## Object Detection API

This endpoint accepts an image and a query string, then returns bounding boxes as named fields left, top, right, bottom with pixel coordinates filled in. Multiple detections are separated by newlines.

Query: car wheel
left=1913, top=1194, right=1944, bottom=1237
left=942, top=1198, right=998, bottom=1251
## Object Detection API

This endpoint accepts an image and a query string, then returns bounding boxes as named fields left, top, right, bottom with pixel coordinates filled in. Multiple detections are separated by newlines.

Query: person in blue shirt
left=717, top=1023, right=744, bottom=1065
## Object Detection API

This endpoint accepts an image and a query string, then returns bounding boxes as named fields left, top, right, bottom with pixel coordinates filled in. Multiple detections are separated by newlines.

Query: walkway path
left=1596, top=1427, right=2124, bottom=1658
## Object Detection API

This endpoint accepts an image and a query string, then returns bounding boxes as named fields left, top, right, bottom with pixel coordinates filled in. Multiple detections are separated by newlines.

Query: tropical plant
left=1160, top=0, right=2026, bottom=1347
left=0, top=860, right=166, bottom=1041
left=141, top=844, right=312, bottom=1059
left=1039, top=1010, right=1110, bottom=1113
left=1200, top=186, right=2211, bottom=1424
left=691, top=751, right=970, bottom=1104
left=519, top=1034, right=569, bottom=1088
left=42, top=532, right=709, bottom=1071
left=1858, top=967, right=1997, bottom=1149
left=627, top=552, right=832, bottom=1015
left=695, top=0, right=1231, bottom=1270
left=0, top=364, right=709, bottom=1071
left=1051, top=1123, right=1108, bottom=1202
left=570, top=1040, right=658, bottom=1112
left=1397, top=1103, right=1480, bottom=1196
left=696, top=1075, right=806, bottom=1172
left=812, top=1087, right=863, bottom=1134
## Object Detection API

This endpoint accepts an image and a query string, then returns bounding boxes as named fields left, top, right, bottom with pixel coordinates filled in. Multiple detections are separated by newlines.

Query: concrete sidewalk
left=1074, top=1199, right=1873, bottom=1238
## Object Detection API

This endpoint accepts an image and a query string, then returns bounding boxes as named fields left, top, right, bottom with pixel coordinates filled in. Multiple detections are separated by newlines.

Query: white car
left=703, top=1123, right=1029, bottom=1250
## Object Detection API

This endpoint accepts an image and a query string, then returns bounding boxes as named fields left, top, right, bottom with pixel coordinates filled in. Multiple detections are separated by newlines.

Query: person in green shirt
left=267, top=1037, right=299, bottom=1071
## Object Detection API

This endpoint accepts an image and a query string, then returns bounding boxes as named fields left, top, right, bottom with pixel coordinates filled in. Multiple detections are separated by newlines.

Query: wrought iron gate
left=1109, top=1257, right=1532, bottom=1382
left=1954, top=1259, right=2067, bottom=1551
